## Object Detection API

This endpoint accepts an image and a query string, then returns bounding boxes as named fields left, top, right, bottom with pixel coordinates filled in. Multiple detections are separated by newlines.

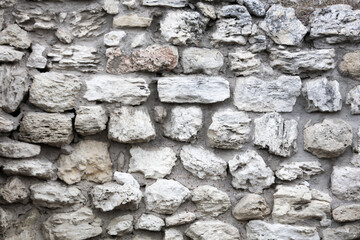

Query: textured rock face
left=243, top=0, right=265, bottom=17
left=333, top=204, right=360, bottom=222
left=180, top=145, right=227, bottom=180
left=75, top=106, right=107, bottom=136
left=228, top=150, right=274, bottom=193
left=158, top=76, right=230, bottom=103
left=339, top=50, right=360, bottom=80
left=165, top=212, right=196, bottom=227
left=27, top=44, right=47, bottom=69
left=246, top=220, right=320, bottom=240
left=0, top=207, right=12, bottom=234
left=0, top=24, right=32, bottom=49
left=234, top=76, right=302, bottom=113
left=0, top=111, right=17, bottom=133
left=57, top=140, right=112, bottom=185
left=322, top=225, right=360, bottom=240
left=0, top=176, right=29, bottom=204
left=0, top=46, right=24, bottom=62
left=232, top=194, right=270, bottom=221
left=143, top=0, right=186, bottom=7
left=185, top=220, right=240, bottom=240
left=106, top=45, right=178, bottom=74
left=113, top=14, right=152, bottom=28
left=346, top=85, right=360, bottom=114
left=331, top=166, right=360, bottom=201
left=129, top=146, right=177, bottom=179
left=304, top=119, right=352, bottom=158
left=42, top=207, right=102, bottom=240
left=107, top=215, right=133, bottom=237
left=275, top=161, right=324, bottom=181
left=84, top=75, right=150, bottom=104
left=181, top=47, right=223, bottom=75
left=144, top=179, right=190, bottom=214
left=0, top=140, right=40, bottom=158
left=254, top=113, right=298, bottom=157
left=108, top=106, right=156, bottom=143
left=229, top=50, right=260, bottom=76
left=12, top=5, right=57, bottom=31
left=104, top=31, right=126, bottom=46
left=103, top=0, right=119, bottom=15
left=135, top=214, right=165, bottom=231
left=164, top=229, right=183, bottom=240
left=196, top=2, right=216, bottom=19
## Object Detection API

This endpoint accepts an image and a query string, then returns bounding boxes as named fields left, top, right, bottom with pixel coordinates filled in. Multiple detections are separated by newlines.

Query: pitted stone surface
left=331, top=166, right=360, bottom=201
left=340, top=51, right=360, bottom=81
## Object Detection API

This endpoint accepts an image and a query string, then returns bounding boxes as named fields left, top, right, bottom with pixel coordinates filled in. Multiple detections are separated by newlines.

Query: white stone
left=0, top=24, right=31, bottom=49
left=154, top=106, right=167, bottom=123
left=165, top=212, right=196, bottom=227
left=0, top=45, right=24, bottom=62
left=104, top=31, right=126, bottom=46
left=107, top=215, right=133, bottom=237
left=135, top=214, right=165, bottom=231
left=143, top=0, right=186, bottom=7
left=27, top=44, right=47, bottom=69
left=0, top=176, right=29, bottom=204
left=331, top=166, right=360, bottom=201
left=346, top=85, right=360, bottom=114
left=0, top=140, right=40, bottom=158
left=232, top=194, right=271, bottom=221
left=322, top=225, right=360, bottom=240
left=196, top=2, right=216, bottom=19
left=103, top=0, right=119, bottom=14
left=0, top=111, right=17, bottom=132
left=55, top=28, right=73, bottom=44
left=113, top=14, right=152, bottom=28
left=75, top=106, right=107, bottom=136
left=113, top=171, right=140, bottom=189
left=333, top=204, right=360, bottom=222
left=164, top=229, right=183, bottom=240
left=275, top=161, right=324, bottom=181
left=131, top=33, right=147, bottom=48
left=185, top=220, right=240, bottom=240
left=229, top=49, right=260, bottom=76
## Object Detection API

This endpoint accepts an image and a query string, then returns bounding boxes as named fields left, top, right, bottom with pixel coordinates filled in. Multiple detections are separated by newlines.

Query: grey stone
left=0, top=176, right=29, bottom=204
left=232, top=194, right=270, bottom=221
left=275, top=161, right=324, bottom=181
left=196, top=2, right=216, bottom=19
left=249, top=35, right=267, bottom=52
left=331, top=166, right=360, bottom=201
left=4, top=208, right=40, bottom=240
left=0, top=113, right=16, bottom=133
left=154, top=106, right=167, bottom=123
left=0, top=45, right=24, bottom=62
left=27, top=44, right=47, bottom=69
left=185, top=220, right=240, bottom=240
left=333, top=204, right=360, bottom=222
left=229, top=49, right=260, bottom=76
left=104, top=31, right=126, bottom=46
left=103, top=0, right=119, bottom=14
left=0, top=207, right=13, bottom=234
left=339, top=50, right=360, bottom=80
left=165, top=212, right=196, bottom=227
left=323, top=225, right=360, bottom=240
left=142, top=0, right=186, bottom=7
left=164, top=229, right=183, bottom=240
left=0, top=24, right=32, bottom=49
left=75, top=106, right=107, bottom=136
left=55, top=28, right=74, bottom=44
left=0, top=140, right=40, bottom=158
left=107, top=215, right=133, bottom=237
left=13, top=5, right=57, bottom=31
left=0, top=0, right=16, bottom=7
left=135, top=214, right=165, bottom=231
left=244, top=0, right=266, bottom=17
left=113, top=171, right=140, bottom=189
left=346, top=85, right=360, bottom=114
left=113, top=14, right=152, bottom=28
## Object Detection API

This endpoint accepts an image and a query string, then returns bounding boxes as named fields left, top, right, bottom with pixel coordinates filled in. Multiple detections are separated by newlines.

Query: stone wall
left=0, top=0, right=360, bottom=239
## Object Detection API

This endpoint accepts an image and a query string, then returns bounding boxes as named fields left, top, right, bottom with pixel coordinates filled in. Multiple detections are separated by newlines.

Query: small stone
left=103, top=0, right=119, bottom=14
left=131, top=33, right=147, bottom=48
left=331, top=166, right=360, bottom=201
left=0, top=45, right=24, bottom=62
left=232, top=194, right=270, bottom=221
left=27, top=44, right=47, bottom=69
left=181, top=47, right=224, bottom=75
left=108, top=106, right=156, bottom=143
left=163, top=106, right=203, bottom=142
left=275, top=161, right=324, bottom=181
left=0, top=207, right=13, bottom=234
left=0, top=24, right=32, bottom=49
left=0, top=140, right=41, bottom=158
left=113, top=171, right=140, bottom=188
left=0, top=111, right=17, bottom=132
left=107, top=215, right=133, bottom=237
left=154, top=106, right=167, bottom=123
left=164, top=229, right=183, bottom=240
left=143, top=0, right=186, bottom=7
left=339, top=51, right=360, bottom=80
left=55, top=28, right=74, bottom=44
left=104, top=31, right=126, bottom=46
left=135, top=214, right=165, bottom=231
left=3, top=208, right=39, bottom=239
left=185, top=220, right=240, bottom=240
left=322, top=225, right=360, bottom=240
left=196, top=2, right=216, bottom=19
left=158, top=76, right=230, bottom=103
left=144, top=179, right=190, bottom=214
left=0, top=177, right=29, bottom=204
left=113, top=14, right=152, bottom=28
left=244, top=0, right=266, bottom=17
left=180, top=145, right=227, bottom=180
left=165, top=212, right=196, bottom=227
left=249, top=35, right=267, bottom=52
left=129, top=146, right=177, bottom=179
left=304, top=119, right=352, bottom=158
left=229, top=49, right=260, bottom=76
left=75, top=106, right=107, bottom=136
left=346, top=85, right=360, bottom=114
left=333, top=204, right=360, bottom=222
left=192, top=185, right=231, bottom=217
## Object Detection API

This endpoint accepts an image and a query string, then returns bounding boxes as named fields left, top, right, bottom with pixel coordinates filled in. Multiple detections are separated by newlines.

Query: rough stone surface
left=196, top=2, right=216, bottom=19
left=0, top=24, right=32, bottom=49
left=103, top=0, right=119, bottom=14
left=185, top=220, right=240, bottom=240
left=0, top=176, right=29, bottom=204
left=154, top=106, right=167, bottom=123
left=0, top=111, right=17, bottom=132
left=165, top=212, right=196, bottom=227
left=232, top=194, right=270, bottom=221
left=164, top=229, right=183, bottom=240
left=104, top=31, right=126, bottom=46
left=113, top=171, right=140, bottom=188
left=0, top=140, right=41, bottom=159
left=244, top=0, right=265, bottom=17
left=275, top=161, right=324, bottom=181
left=75, top=106, right=108, bottom=136
left=12, top=5, right=57, bottom=31
left=0, top=45, right=24, bottom=62
left=107, top=215, right=133, bottom=237
left=333, top=204, right=360, bottom=222
left=3, top=208, right=39, bottom=239
left=322, top=225, right=360, bottom=240
left=27, top=44, right=47, bottom=69
left=113, top=14, right=152, bottom=28
left=143, top=0, right=186, bottom=7
left=331, top=166, right=360, bottom=201
left=229, top=49, right=260, bottom=76
left=339, top=50, right=360, bottom=80
left=346, top=85, right=360, bottom=114
left=135, top=214, right=165, bottom=231
left=181, top=47, right=223, bottom=75
left=0, top=207, right=12, bottom=234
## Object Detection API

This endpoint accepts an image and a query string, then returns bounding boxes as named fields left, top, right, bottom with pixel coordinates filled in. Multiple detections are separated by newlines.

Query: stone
left=104, top=0, right=119, bottom=14
left=0, top=0, right=16, bottom=7
left=0, top=111, right=17, bottom=132
left=114, top=171, right=139, bottom=187
left=48, top=44, right=102, bottom=73
left=13, top=5, right=57, bottom=31
left=196, top=2, right=216, bottom=19
left=129, top=146, right=177, bottom=179
left=113, top=14, right=152, bottom=28
left=108, top=106, right=156, bottom=143
left=75, top=106, right=107, bottom=136
left=165, top=212, right=196, bottom=227
left=331, top=166, right=360, bottom=201
left=158, top=76, right=230, bottom=103
left=304, top=119, right=352, bottom=158
left=185, top=220, right=240, bottom=240
left=30, top=181, right=85, bottom=209
left=164, top=229, right=183, bottom=240
left=244, top=0, right=265, bottom=17
left=154, top=106, right=167, bottom=123
left=29, top=72, right=81, bottom=113
left=106, top=45, right=178, bottom=74
left=3, top=208, right=39, bottom=239
left=232, top=194, right=270, bottom=221
left=229, top=49, right=260, bottom=76
left=91, top=182, right=142, bottom=211
left=160, top=10, right=208, bottom=45
left=135, top=214, right=165, bottom=231
left=0, top=207, right=12, bottom=234
left=272, top=184, right=331, bottom=224
left=346, top=85, right=360, bottom=114
left=0, top=45, right=24, bottom=62
left=131, top=33, right=147, bottom=48
left=246, top=220, right=320, bottom=240
left=0, top=10, right=3, bottom=31
left=104, top=31, right=126, bottom=46
left=181, top=47, right=224, bottom=75
left=180, top=145, right=227, bottom=180
left=309, top=5, right=360, bottom=44
left=191, top=185, right=231, bottom=217
left=42, top=207, right=102, bottom=240
left=234, top=76, right=302, bottom=112
left=2, top=158, right=57, bottom=180
left=107, top=215, right=133, bottom=237
left=27, top=44, right=47, bottom=69
left=0, top=140, right=40, bottom=158
left=55, top=28, right=74, bottom=44
left=0, top=177, right=29, bottom=204
left=333, top=204, right=360, bottom=222
left=254, top=113, right=298, bottom=157
left=339, top=51, right=360, bottom=80
left=163, top=106, right=203, bottom=142
left=275, top=161, right=324, bottom=181
left=57, top=140, right=112, bottom=185
left=84, top=75, right=150, bottom=105
left=143, top=0, right=186, bottom=7
left=270, top=48, right=336, bottom=75
left=228, top=150, right=274, bottom=193
left=19, top=112, right=73, bottom=147
left=249, top=35, right=267, bottom=52
left=144, top=179, right=190, bottom=214
left=0, top=24, right=32, bottom=49
left=322, top=225, right=360, bottom=240
left=207, top=109, right=251, bottom=149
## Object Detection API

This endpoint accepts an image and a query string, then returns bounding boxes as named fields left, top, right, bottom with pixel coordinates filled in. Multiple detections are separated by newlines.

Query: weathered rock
left=0, top=176, right=29, bottom=204
left=322, top=225, right=360, bottom=240
left=333, top=204, right=360, bottom=222
left=0, top=140, right=40, bottom=158
left=42, top=207, right=102, bottom=240
left=331, top=166, right=360, bottom=201
left=0, top=10, right=3, bottom=31
left=249, top=35, right=267, bottom=52
left=143, top=0, right=186, bottom=7
left=234, top=76, right=301, bottom=113
left=346, top=85, right=360, bottom=114
left=165, top=212, right=196, bottom=227
left=0, top=207, right=12, bottom=234
left=0, top=111, right=17, bottom=132
left=229, top=49, right=260, bottom=76
left=103, top=0, right=119, bottom=14
left=75, top=106, right=107, bottom=136
left=27, top=44, right=47, bottom=69
left=107, top=215, right=133, bottom=237
left=154, top=106, right=167, bottom=123
left=254, top=113, right=298, bottom=157
left=192, top=185, right=231, bottom=217
left=158, top=76, right=230, bottom=103
left=57, top=140, right=112, bottom=185
left=30, top=181, right=85, bottom=209
left=13, top=5, right=57, bottom=31
left=3, top=208, right=39, bottom=239
left=130, top=33, right=147, bottom=48
left=232, top=194, right=270, bottom=221
left=84, top=75, right=150, bottom=104
left=55, top=28, right=74, bottom=44
left=108, top=106, right=156, bottom=143
left=196, top=2, right=216, bottom=19
left=113, top=14, right=152, bottom=28
left=181, top=47, right=223, bottom=75
left=135, top=214, right=165, bottom=231
left=339, top=50, right=360, bottom=80
left=244, top=0, right=265, bottom=17
left=275, top=161, right=324, bottom=181
left=180, top=145, right=227, bottom=180
left=160, top=10, right=208, bottom=45
left=165, top=229, right=183, bottom=240
left=0, top=0, right=16, bottom=7
left=144, top=179, right=190, bottom=214
left=208, top=109, right=251, bottom=149
left=185, top=220, right=240, bottom=240
left=0, top=45, right=24, bottom=62
left=270, top=48, right=336, bottom=75
left=104, top=30, right=126, bottom=46
left=106, top=45, right=178, bottom=74
left=19, top=112, right=73, bottom=147
left=304, top=119, right=352, bottom=158
left=246, top=220, right=320, bottom=240
left=2, top=158, right=57, bottom=180
left=129, top=146, right=177, bottom=179
left=113, top=171, right=140, bottom=188
left=0, top=24, right=32, bottom=49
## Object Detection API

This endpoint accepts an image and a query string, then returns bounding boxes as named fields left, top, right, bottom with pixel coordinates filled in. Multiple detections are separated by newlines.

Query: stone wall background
left=0, top=0, right=360, bottom=239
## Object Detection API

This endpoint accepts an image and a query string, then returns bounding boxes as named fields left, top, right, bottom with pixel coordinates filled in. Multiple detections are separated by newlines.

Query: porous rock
left=275, top=161, right=324, bottom=181
left=0, top=176, right=29, bottom=204
left=0, top=45, right=24, bottom=62
left=75, top=106, right=107, bottom=136
left=135, top=214, right=165, bottom=231
left=331, top=166, right=360, bottom=201
left=165, top=212, right=196, bottom=227
left=339, top=50, right=360, bottom=80
left=333, top=204, right=360, bottom=222
left=185, top=220, right=240, bottom=240
left=0, top=24, right=32, bottom=49
left=229, top=49, right=260, bottom=76
left=0, top=140, right=40, bottom=158
left=113, top=14, right=152, bottom=28
left=346, top=85, right=360, bottom=114
left=244, top=0, right=266, bottom=17
left=232, top=194, right=270, bottom=221
left=107, top=215, right=133, bottom=237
